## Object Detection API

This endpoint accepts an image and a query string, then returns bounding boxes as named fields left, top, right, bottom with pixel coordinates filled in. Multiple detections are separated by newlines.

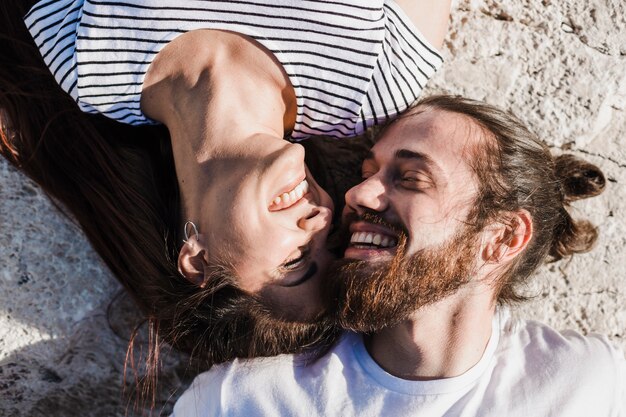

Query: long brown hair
left=405, top=95, right=606, bottom=303
left=0, top=1, right=337, bottom=410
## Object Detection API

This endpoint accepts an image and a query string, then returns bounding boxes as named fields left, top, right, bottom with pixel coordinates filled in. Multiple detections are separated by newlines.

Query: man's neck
left=366, top=289, right=496, bottom=380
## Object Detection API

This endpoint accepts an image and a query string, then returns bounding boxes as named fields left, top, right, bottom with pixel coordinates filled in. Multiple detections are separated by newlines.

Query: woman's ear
left=177, top=235, right=208, bottom=286
left=481, top=209, right=533, bottom=264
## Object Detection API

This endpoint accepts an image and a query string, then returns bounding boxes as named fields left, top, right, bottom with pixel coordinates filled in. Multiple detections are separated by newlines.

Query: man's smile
left=345, top=221, right=400, bottom=260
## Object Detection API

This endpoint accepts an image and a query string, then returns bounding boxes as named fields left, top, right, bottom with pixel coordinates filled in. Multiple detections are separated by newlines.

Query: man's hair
left=398, top=95, right=606, bottom=303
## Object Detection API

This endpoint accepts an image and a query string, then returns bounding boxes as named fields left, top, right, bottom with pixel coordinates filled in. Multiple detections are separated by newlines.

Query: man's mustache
left=343, top=211, right=408, bottom=237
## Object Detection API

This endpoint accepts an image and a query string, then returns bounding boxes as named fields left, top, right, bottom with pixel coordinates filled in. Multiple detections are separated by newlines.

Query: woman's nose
left=345, top=176, right=388, bottom=214
left=297, top=205, right=332, bottom=232
left=278, top=142, right=306, bottom=172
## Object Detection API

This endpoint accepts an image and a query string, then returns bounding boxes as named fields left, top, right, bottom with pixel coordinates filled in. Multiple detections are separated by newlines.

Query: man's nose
left=297, top=205, right=332, bottom=232
left=345, top=176, right=388, bottom=214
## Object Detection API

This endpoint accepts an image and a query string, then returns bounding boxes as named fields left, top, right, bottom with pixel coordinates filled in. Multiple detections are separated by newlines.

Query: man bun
left=550, top=154, right=606, bottom=261
left=555, top=154, right=606, bottom=202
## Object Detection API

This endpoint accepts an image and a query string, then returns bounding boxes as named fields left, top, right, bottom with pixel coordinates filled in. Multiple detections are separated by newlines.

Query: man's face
left=343, top=107, right=481, bottom=260
left=327, top=107, right=486, bottom=331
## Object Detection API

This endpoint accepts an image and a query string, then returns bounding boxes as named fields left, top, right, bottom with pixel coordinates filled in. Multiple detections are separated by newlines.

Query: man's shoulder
left=171, top=333, right=358, bottom=417
left=170, top=355, right=288, bottom=416
left=503, top=315, right=623, bottom=366
left=172, top=354, right=299, bottom=416
left=495, top=313, right=625, bottom=414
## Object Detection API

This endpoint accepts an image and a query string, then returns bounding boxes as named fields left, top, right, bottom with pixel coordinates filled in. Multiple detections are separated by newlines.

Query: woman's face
left=199, top=137, right=334, bottom=319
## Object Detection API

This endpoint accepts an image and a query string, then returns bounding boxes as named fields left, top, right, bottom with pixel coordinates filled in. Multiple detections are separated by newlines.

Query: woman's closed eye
left=275, top=248, right=318, bottom=288
left=279, top=248, right=310, bottom=273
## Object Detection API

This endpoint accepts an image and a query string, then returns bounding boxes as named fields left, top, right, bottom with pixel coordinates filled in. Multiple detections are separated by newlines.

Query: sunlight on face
left=200, top=138, right=334, bottom=320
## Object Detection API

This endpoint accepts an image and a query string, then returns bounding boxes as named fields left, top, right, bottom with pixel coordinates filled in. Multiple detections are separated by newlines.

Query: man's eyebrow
left=364, top=148, right=446, bottom=181
left=365, top=149, right=437, bottom=166
left=395, top=149, right=444, bottom=175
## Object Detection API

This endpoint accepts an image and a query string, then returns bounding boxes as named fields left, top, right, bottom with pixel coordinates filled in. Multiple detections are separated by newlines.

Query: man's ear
left=178, top=235, right=208, bottom=286
left=481, top=210, right=533, bottom=264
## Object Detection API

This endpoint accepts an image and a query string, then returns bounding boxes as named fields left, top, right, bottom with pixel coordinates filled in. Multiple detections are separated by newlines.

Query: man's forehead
left=403, top=107, right=442, bottom=135
left=374, top=107, right=481, bottom=157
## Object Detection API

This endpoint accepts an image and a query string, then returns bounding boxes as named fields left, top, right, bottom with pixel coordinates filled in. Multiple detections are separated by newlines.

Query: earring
left=183, top=221, right=199, bottom=243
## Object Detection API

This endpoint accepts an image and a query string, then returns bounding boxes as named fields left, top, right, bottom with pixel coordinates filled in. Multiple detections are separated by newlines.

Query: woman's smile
left=270, top=179, right=310, bottom=211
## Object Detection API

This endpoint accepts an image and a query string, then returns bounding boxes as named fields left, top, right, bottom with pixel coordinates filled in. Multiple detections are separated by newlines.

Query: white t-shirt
left=172, top=309, right=625, bottom=417
left=24, top=0, right=443, bottom=140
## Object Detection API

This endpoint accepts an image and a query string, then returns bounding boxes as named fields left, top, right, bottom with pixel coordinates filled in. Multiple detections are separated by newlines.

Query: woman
left=1, top=0, right=450, bottom=403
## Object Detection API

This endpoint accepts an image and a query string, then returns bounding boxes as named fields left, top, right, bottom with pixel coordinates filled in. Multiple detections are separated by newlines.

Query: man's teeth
left=272, top=180, right=309, bottom=207
left=350, top=232, right=396, bottom=248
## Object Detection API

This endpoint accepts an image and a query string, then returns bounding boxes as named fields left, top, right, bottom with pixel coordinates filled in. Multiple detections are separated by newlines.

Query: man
left=171, top=95, right=625, bottom=417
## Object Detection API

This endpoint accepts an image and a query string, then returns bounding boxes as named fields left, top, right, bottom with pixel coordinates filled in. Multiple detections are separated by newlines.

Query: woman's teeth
left=350, top=232, right=397, bottom=248
left=270, top=179, right=309, bottom=210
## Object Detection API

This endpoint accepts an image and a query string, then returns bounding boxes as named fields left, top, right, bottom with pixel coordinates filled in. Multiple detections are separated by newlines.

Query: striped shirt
left=24, top=0, right=443, bottom=140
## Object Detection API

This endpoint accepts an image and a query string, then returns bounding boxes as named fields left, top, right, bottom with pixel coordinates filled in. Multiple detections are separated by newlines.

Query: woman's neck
left=140, top=30, right=297, bottom=215
left=141, top=29, right=296, bottom=159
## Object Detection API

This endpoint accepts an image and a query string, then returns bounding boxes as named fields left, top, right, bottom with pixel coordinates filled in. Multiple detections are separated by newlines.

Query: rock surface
left=1, top=1, right=625, bottom=415
left=427, top=0, right=626, bottom=348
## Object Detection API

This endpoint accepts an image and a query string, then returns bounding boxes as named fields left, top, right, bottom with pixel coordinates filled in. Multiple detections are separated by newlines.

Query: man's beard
left=324, top=220, right=480, bottom=333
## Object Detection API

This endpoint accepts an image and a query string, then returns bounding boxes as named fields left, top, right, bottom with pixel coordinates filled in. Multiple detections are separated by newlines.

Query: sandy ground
left=1, top=1, right=624, bottom=416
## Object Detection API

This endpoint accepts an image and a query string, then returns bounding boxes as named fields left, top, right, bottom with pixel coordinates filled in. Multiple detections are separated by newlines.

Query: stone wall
left=1, top=1, right=624, bottom=415
left=426, top=0, right=625, bottom=349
